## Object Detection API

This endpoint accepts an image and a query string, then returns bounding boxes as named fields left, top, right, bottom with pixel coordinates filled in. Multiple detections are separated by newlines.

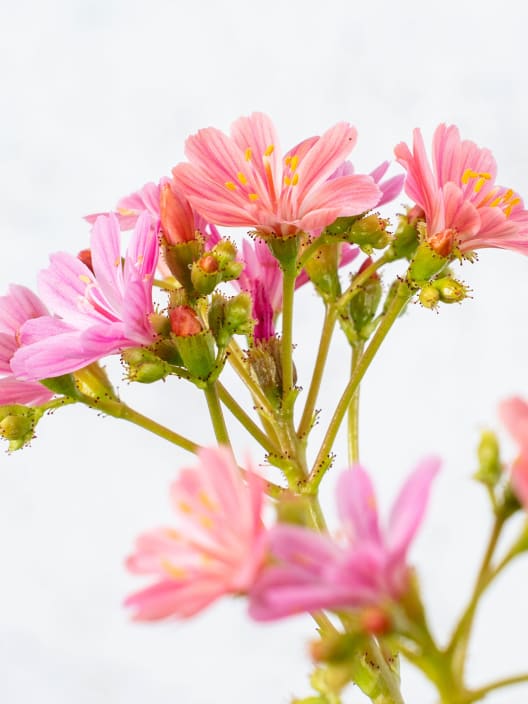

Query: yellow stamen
left=225, top=181, right=237, bottom=191
left=245, top=147, right=252, bottom=161
left=264, top=144, right=274, bottom=156
left=114, top=257, right=121, bottom=267
left=162, top=560, right=187, bottom=579
left=117, top=207, right=136, bottom=216
left=79, top=274, right=91, bottom=284
left=237, top=172, right=248, bottom=185
left=462, top=168, right=476, bottom=184
left=179, top=501, right=192, bottom=513
left=248, top=193, right=259, bottom=201
left=200, top=516, right=214, bottom=529
left=502, top=188, right=514, bottom=202
left=199, top=491, right=215, bottom=510
left=474, top=177, right=486, bottom=193
left=290, top=155, right=299, bottom=172
left=285, top=155, right=292, bottom=166
left=292, top=173, right=299, bottom=186
left=490, top=195, right=503, bottom=208
left=136, top=255, right=143, bottom=266
left=284, top=176, right=292, bottom=186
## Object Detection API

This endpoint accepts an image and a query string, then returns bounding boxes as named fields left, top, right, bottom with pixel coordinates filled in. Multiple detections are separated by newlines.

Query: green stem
left=204, top=383, right=231, bottom=446
left=227, top=339, right=276, bottom=420
left=81, top=397, right=200, bottom=454
left=297, top=304, right=337, bottom=439
left=447, top=515, right=506, bottom=679
left=366, top=636, right=405, bottom=704
left=40, top=396, right=77, bottom=412
left=281, top=260, right=297, bottom=406
left=463, top=673, right=528, bottom=703
left=347, top=341, right=364, bottom=464
left=216, top=382, right=280, bottom=456
left=308, top=281, right=412, bottom=489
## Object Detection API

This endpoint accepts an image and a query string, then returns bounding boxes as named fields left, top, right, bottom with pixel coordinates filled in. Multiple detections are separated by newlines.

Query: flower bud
left=432, top=276, right=469, bottom=304
left=77, top=248, right=94, bottom=273
left=389, top=216, right=419, bottom=260
left=347, top=259, right=382, bottom=339
left=474, top=431, right=501, bottom=487
left=0, top=405, right=43, bottom=451
left=303, top=242, right=341, bottom=301
left=121, top=348, right=169, bottom=384
left=208, top=293, right=253, bottom=347
left=160, top=183, right=196, bottom=245
left=418, top=284, right=440, bottom=309
left=170, top=306, right=203, bottom=336
left=246, top=337, right=290, bottom=408
left=345, top=214, right=390, bottom=253
left=170, top=326, right=216, bottom=381
left=359, top=607, right=392, bottom=636
left=163, top=239, right=203, bottom=291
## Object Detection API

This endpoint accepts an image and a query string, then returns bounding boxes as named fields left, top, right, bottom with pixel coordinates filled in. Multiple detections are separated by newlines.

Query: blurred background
left=0, top=0, right=527, bottom=701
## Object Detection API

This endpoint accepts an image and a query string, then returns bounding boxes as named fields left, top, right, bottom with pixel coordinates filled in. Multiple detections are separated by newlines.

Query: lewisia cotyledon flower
left=172, top=112, right=382, bottom=237
left=395, top=124, right=528, bottom=255
left=11, top=213, right=159, bottom=382
left=499, top=396, right=528, bottom=508
left=249, top=458, right=440, bottom=620
left=125, top=447, right=267, bottom=620
left=0, top=285, right=54, bottom=405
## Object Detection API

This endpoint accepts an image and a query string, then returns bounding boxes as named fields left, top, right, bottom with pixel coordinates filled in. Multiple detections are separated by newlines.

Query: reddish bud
left=160, top=183, right=195, bottom=244
left=357, top=256, right=380, bottom=280
left=77, top=249, right=94, bottom=273
left=198, top=254, right=219, bottom=273
left=359, top=607, right=392, bottom=635
left=170, top=306, right=202, bottom=336
left=428, top=228, right=455, bottom=257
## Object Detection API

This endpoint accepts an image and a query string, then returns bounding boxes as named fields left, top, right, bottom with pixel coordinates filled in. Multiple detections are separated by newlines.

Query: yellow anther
left=490, top=195, right=503, bottom=208
left=225, top=181, right=237, bottom=191
left=136, top=255, right=144, bottom=266
left=474, top=177, right=486, bottom=193
left=179, top=501, right=192, bottom=514
left=162, top=560, right=187, bottom=579
left=292, top=173, right=299, bottom=186
left=284, top=176, right=292, bottom=186
left=462, top=168, right=476, bottom=184
left=245, top=147, right=252, bottom=161
left=237, top=172, right=248, bottom=185
left=290, top=155, right=299, bottom=172
left=248, top=193, right=259, bottom=201
left=264, top=144, right=275, bottom=156
left=200, top=515, right=214, bottom=529
left=79, top=275, right=91, bottom=284
left=114, top=257, right=121, bottom=267
left=503, top=188, right=514, bottom=202
left=117, top=207, right=136, bottom=216
left=510, top=197, right=521, bottom=208
left=285, top=155, right=292, bottom=166
left=199, top=491, right=215, bottom=510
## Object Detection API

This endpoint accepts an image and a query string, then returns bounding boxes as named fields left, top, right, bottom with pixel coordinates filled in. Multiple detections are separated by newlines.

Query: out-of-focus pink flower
left=499, top=397, right=528, bottom=508
left=0, top=285, right=54, bottom=405
left=11, top=213, right=159, bottom=381
left=125, top=446, right=267, bottom=620
left=333, top=160, right=404, bottom=209
left=249, top=457, right=440, bottom=621
left=172, top=112, right=382, bottom=237
left=395, top=124, right=528, bottom=255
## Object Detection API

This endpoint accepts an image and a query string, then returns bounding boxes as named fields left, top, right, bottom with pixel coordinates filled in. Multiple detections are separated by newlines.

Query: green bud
left=432, top=276, right=469, bottom=304
left=121, top=348, right=170, bottom=383
left=323, top=215, right=360, bottom=237
left=418, top=284, right=440, bottom=309
left=208, top=293, right=253, bottom=347
left=190, top=259, right=222, bottom=296
left=303, top=242, right=341, bottom=300
left=474, top=431, right=502, bottom=487
left=347, top=265, right=382, bottom=339
left=345, top=214, right=390, bottom=253
left=211, top=239, right=237, bottom=267
left=246, top=337, right=285, bottom=409
left=0, top=405, right=43, bottom=451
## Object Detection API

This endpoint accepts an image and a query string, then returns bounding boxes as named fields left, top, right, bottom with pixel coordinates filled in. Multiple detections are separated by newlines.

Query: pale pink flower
left=171, top=112, right=382, bottom=237
left=395, top=124, right=528, bottom=255
left=499, top=397, right=528, bottom=508
left=249, top=458, right=440, bottom=620
left=0, top=285, right=54, bottom=405
left=125, top=446, right=267, bottom=620
left=11, top=213, right=159, bottom=382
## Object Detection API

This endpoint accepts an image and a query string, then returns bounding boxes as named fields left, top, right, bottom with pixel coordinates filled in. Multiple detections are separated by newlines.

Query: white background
left=1, top=1, right=528, bottom=702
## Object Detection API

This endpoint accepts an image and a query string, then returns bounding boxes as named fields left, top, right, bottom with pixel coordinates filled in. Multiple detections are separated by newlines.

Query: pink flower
left=11, top=213, right=159, bottom=381
left=0, top=285, right=54, bottom=405
left=499, top=397, right=528, bottom=508
left=172, top=112, right=382, bottom=237
left=249, top=457, right=440, bottom=621
left=125, top=446, right=267, bottom=620
left=395, top=124, right=528, bottom=255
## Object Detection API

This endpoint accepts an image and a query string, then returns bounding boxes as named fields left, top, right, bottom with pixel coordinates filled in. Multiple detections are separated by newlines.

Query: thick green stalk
left=281, top=259, right=297, bottom=407
left=204, top=383, right=231, bottom=446
left=462, top=673, right=528, bottom=703
left=297, top=304, right=337, bottom=439
left=81, top=396, right=200, bottom=454
left=347, top=341, right=364, bottom=464
left=216, top=382, right=280, bottom=456
left=308, top=282, right=412, bottom=489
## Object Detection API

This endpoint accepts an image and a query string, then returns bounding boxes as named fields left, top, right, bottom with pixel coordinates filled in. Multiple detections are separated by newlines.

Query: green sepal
left=40, top=374, right=81, bottom=399
left=172, top=329, right=216, bottom=381
left=163, top=239, right=203, bottom=290
left=408, top=241, right=449, bottom=283
left=0, top=404, right=44, bottom=451
left=474, top=430, right=502, bottom=488
left=303, top=242, right=341, bottom=301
